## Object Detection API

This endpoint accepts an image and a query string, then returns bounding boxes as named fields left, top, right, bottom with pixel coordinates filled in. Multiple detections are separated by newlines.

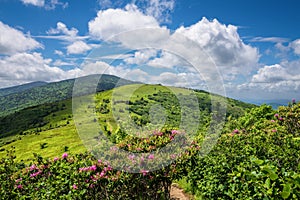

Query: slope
left=0, top=74, right=138, bottom=117
left=0, top=84, right=256, bottom=162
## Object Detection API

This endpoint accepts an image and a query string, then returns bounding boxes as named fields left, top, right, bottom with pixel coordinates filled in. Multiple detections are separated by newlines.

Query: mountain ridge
left=0, top=74, right=139, bottom=117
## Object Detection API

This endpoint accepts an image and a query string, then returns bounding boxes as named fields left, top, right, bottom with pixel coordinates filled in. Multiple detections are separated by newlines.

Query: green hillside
left=0, top=84, right=254, bottom=162
left=0, top=81, right=47, bottom=97
left=0, top=74, right=138, bottom=117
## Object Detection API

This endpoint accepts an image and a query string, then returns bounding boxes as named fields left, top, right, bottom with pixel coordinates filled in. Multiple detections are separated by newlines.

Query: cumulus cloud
left=89, top=4, right=165, bottom=41
left=0, top=52, right=74, bottom=86
left=0, top=53, right=79, bottom=87
left=44, top=22, right=87, bottom=42
left=234, top=61, right=300, bottom=99
left=0, top=21, right=42, bottom=55
left=175, top=17, right=259, bottom=76
left=41, top=22, right=91, bottom=55
left=251, top=64, right=292, bottom=83
left=67, top=41, right=91, bottom=55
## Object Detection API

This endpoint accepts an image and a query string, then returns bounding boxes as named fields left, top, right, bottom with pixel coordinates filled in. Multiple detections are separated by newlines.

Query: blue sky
left=0, top=0, right=300, bottom=101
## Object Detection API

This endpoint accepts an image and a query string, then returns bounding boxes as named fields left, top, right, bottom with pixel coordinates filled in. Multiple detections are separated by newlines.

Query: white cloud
left=125, top=49, right=157, bottom=65
left=0, top=21, right=42, bottom=55
left=250, top=37, right=289, bottom=43
left=98, top=0, right=112, bottom=9
left=20, top=0, right=68, bottom=10
left=291, top=39, right=300, bottom=55
left=251, top=64, right=292, bottom=83
left=79, top=61, right=130, bottom=78
left=53, top=59, right=73, bottom=66
left=20, top=0, right=45, bottom=7
left=67, top=41, right=91, bottom=55
left=54, top=50, right=64, bottom=56
left=46, top=0, right=68, bottom=10
left=175, top=17, right=260, bottom=76
left=0, top=53, right=67, bottom=85
left=147, top=51, right=189, bottom=69
left=0, top=52, right=87, bottom=88
left=46, top=22, right=81, bottom=42
left=89, top=4, right=162, bottom=41
left=234, top=62, right=300, bottom=99
left=140, top=0, right=175, bottom=23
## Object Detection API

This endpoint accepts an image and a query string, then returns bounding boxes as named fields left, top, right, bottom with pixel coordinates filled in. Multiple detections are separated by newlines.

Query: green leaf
left=252, top=158, right=264, bottom=165
left=270, top=173, right=278, bottom=181
left=264, top=178, right=271, bottom=189
left=281, top=183, right=291, bottom=199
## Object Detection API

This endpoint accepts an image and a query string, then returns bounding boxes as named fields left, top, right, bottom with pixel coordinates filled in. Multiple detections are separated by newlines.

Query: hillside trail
left=170, top=184, right=194, bottom=200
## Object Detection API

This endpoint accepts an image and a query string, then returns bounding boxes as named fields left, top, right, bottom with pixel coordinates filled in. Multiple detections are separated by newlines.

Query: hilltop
left=0, top=74, right=138, bottom=117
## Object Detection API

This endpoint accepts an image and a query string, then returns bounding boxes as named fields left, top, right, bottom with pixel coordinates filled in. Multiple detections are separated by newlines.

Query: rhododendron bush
left=0, top=129, right=200, bottom=199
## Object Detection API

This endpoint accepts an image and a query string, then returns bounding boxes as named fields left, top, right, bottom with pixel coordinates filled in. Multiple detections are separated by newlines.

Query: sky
left=0, top=0, right=300, bottom=101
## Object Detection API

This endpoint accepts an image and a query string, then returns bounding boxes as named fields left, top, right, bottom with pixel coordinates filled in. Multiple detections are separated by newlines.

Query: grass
left=0, top=121, right=86, bottom=162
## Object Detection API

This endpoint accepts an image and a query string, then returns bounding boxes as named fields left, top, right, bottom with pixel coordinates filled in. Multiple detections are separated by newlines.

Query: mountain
left=0, top=83, right=256, bottom=154
left=0, top=74, right=138, bottom=117
left=240, top=98, right=291, bottom=109
left=0, top=81, right=48, bottom=97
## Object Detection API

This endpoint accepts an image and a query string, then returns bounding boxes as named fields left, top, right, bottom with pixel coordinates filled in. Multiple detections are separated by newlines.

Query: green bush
left=0, top=129, right=199, bottom=199
left=184, top=102, right=300, bottom=199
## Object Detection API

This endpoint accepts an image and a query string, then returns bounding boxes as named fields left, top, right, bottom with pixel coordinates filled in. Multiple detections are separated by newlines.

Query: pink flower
left=15, top=178, right=22, bottom=183
left=270, top=120, right=275, bottom=123
left=98, top=159, right=102, bottom=163
left=110, top=146, right=118, bottom=152
left=100, top=171, right=105, bottom=177
left=148, top=154, right=154, bottom=160
left=140, top=169, right=148, bottom=176
left=30, top=170, right=41, bottom=178
left=140, top=156, right=145, bottom=162
left=154, top=131, right=163, bottom=136
left=30, top=164, right=37, bottom=171
left=292, top=98, right=296, bottom=104
left=272, top=129, right=277, bottom=132
left=89, top=165, right=97, bottom=171
left=279, top=117, right=284, bottom=121
left=128, top=154, right=135, bottom=160
left=274, top=113, right=279, bottom=118
left=62, top=153, right=68, bottom=159
left=171, top=130, right=178, bottom=135
left=72, top=184, right=78, bottom=190
left=233, top=129, right=239, bottom=134
left=53, top=157, right=59, bottom=161
left=17, top=184, right=23, bottom=189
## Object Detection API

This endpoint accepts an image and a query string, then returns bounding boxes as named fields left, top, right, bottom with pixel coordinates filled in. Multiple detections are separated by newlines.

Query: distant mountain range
left=0, top=74, right=139, bottom=117
left=0, top=81, right=48, bottom=97
left=240, top=98, right=292, bottom=109
left=1, top=75, right=288, bottom=117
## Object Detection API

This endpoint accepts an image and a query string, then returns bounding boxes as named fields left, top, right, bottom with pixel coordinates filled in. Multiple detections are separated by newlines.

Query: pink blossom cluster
left=79, top=165, right=97, bottom=172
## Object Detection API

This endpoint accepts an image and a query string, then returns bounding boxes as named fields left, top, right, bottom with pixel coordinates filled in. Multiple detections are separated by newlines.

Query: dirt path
left=170, top=184, right=193, bottom=200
